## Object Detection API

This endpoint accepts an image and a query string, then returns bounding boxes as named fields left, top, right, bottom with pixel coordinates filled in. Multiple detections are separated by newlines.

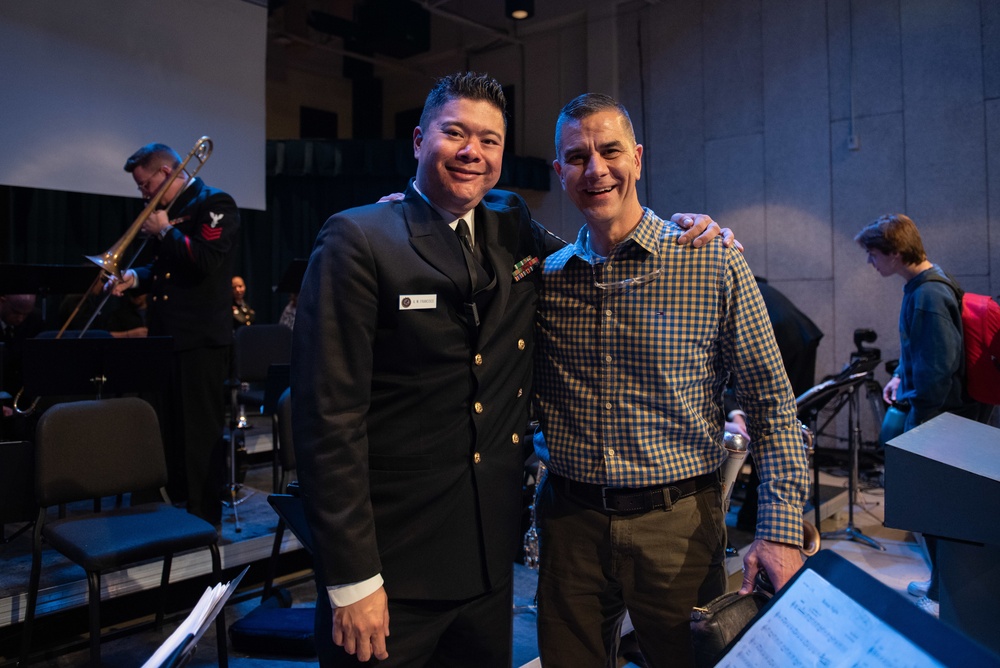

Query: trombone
left=13, top=137, right=214, bottom=415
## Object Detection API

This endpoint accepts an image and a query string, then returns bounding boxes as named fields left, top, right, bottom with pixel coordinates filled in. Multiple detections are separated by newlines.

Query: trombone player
left=108, top=142, right=240, bottom=527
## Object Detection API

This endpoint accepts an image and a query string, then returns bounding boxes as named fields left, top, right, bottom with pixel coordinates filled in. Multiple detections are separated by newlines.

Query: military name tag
left=399, top=294, right=437, bottom=310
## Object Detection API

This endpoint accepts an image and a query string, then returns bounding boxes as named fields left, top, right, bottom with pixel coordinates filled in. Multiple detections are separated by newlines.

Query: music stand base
left=222, top=484, right=254, bottom=507
left=223, top=485, right=255, bottom=534
left=822, top=525, right=886, bottom=551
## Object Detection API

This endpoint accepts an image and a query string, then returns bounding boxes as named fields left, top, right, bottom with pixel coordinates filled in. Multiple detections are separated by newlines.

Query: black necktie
left=456, top=219, right=482, bottom=264
left=455, top=218, right=495, bottom=327
left=456, top=219, right=495, bottom=288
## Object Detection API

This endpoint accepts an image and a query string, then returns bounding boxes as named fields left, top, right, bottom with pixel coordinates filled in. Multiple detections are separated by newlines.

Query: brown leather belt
left=551, top=471, right=719, bottom=514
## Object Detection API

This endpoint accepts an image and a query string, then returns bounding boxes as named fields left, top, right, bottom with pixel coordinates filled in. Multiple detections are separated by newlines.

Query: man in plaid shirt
left=533, top=93, right=811, bottom=667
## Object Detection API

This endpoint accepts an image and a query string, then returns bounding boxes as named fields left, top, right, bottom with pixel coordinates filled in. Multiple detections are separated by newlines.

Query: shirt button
left=474, top=402, right=484, bottom=414
left=605, top=402, right=612, bottom=410
left=165, top=272, right=171, bottom=279
left=517, top=339, right=525, bottom=350
left=605, top=355, right=612, bottom=363
left=607, top=448, right=615, bottom=456
left=605, top=309, right=612, bottom=317
left=511, top=433, right=520, bottom=444
left=473, top=452, right=482, bottom=464
left=474, top=354, right=483, bottom=366
left=163, top=295, right=169, bottom=301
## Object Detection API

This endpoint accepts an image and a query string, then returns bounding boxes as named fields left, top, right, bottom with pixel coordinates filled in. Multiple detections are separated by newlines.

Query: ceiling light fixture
left=506, top=0, right=534, bottom=20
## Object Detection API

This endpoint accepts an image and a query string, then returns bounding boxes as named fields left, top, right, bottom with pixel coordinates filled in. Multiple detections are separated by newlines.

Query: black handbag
left=689, top=584, right=772, bottom=667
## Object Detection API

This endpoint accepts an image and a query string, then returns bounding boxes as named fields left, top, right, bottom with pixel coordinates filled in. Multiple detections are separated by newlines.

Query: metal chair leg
left=87, top=570, right=102, bottom=666
left=19, top=541, right=43, bottom=664
left=156, top=555, right=173, bottom=630
left=211, top=544, right=228, bottom=668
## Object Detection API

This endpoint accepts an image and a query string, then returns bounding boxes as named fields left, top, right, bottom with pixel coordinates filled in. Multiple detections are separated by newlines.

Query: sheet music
left=718, top=569, right=943, bottom=668
left=142, top=566, right=249, bottom=668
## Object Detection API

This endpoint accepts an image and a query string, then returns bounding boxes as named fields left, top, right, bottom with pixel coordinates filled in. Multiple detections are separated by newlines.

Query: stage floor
left=0, top=460, right=928, bottom=667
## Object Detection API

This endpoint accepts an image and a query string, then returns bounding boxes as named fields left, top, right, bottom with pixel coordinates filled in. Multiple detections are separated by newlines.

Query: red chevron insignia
left=201, top=224, right=223, bottom=240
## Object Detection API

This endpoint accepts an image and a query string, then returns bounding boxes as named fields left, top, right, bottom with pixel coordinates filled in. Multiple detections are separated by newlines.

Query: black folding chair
left=20, top=397, right=227, bottom=667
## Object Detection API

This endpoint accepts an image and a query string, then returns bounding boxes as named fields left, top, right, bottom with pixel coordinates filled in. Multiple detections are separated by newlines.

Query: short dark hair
left=124, top=143, right=181, bottom=174
left=419, top=72, right=507, bottom=132
left=554, top=93, right=636, bottom=156
left=854, top=213, right=927, bottom=265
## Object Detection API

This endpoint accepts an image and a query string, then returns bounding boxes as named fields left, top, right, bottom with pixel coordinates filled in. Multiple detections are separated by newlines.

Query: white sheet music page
left=717, top=569, right=943, bottom=667
left=142, top=582, right=224, bottom=668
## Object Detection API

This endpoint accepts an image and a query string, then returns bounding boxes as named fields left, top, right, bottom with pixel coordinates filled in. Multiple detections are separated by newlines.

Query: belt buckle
left=600, top=486, right=616, bottom=512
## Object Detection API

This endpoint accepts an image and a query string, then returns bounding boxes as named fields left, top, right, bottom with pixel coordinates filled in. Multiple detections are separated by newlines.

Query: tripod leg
left=821, top=384, right=885, bottom=550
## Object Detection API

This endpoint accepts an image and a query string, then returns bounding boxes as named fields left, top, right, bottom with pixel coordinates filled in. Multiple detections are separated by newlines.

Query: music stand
left=23, top=336, right=173, bottom=398
left=798, top=371, right=885, bottom=551
left=715, top=550, right=1000, bottom=666
left=0, top=264, right=99, bottom=321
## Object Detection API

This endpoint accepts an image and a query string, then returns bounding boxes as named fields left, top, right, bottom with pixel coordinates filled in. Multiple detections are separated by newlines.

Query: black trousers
left=314, top=575, right=514, bottom=668
left=163, top=345, right=228, bottom=524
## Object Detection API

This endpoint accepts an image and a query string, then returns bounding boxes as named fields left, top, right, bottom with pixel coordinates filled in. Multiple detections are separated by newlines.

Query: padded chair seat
left=42, top=503, right=218, bottom=572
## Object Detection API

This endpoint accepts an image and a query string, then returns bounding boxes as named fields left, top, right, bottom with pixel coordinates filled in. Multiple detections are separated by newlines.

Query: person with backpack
left=854, top=213, right=994, bottom=617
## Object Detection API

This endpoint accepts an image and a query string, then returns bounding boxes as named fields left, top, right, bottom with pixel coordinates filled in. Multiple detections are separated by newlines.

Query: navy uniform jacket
left=292, top=184, right=558, bottom=601
left=134, top=177, right=240, bottom=351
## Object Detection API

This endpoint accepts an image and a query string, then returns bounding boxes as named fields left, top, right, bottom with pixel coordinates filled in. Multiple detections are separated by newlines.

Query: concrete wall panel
left=985, top=0, right=1000, bottom=100
left=706, top=133, right=767, bottom=272
left=987, top=98, right=1000, bottom=297
left=827, top=0, right=902, bottom=124
left=831, top=113, right=905, bottom=377
left=901, top=1, right=988, bottom=276
left=640, top=0, right=706, bottom=214
left=762, top=0, right=832, bottom=281
left=703, top=0, right=763, bottom=139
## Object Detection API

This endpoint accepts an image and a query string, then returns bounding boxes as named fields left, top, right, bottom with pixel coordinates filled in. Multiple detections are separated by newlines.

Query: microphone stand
left=820, top=378, right=885, bottom=551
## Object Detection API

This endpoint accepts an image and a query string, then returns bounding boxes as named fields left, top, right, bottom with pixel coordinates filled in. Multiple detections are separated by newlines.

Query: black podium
left=884, top=412, right=1000, bottom=655
left=23, top=336, right=172, bottom=398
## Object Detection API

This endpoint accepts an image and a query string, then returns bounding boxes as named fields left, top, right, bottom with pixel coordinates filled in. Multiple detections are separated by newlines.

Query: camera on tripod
left=837, top=328, right=882, bottom=379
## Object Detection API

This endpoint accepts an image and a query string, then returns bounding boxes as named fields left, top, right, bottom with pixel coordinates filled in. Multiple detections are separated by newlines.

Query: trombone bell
left=85, top=248, right=127, bottom=279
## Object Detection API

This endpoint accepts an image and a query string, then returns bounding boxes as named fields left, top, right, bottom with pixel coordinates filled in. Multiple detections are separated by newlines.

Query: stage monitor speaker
left=883, top=412, right=1000, bottom=655
left=883, top=412, right=999, bottom=544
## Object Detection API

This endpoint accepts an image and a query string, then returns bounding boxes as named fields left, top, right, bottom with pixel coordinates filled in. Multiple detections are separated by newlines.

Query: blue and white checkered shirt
left=534, top=208, right=810, bottom=545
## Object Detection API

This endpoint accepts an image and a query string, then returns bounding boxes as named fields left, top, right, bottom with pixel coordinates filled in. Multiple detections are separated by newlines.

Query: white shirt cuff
left=327, top=574, right=384, bottom=608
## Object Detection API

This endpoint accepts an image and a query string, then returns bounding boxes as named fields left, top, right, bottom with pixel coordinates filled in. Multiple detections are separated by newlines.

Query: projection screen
left=0, top=0, right=267, bottom=210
